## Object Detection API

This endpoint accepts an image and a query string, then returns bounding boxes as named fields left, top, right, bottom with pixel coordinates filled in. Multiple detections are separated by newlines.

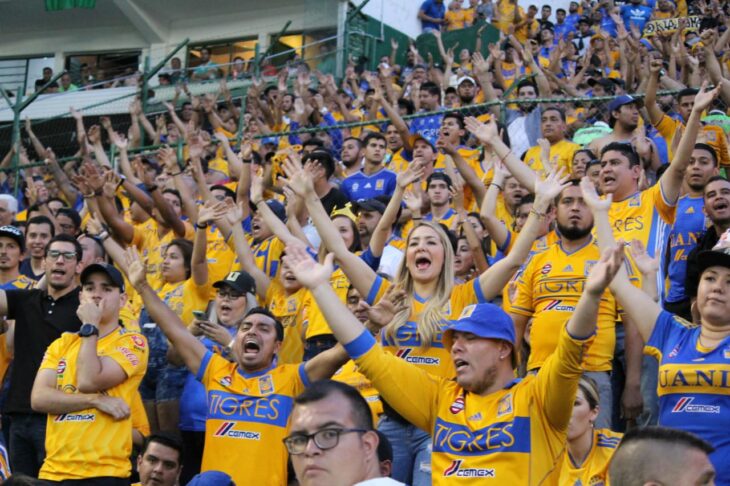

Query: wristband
left=196, top=222, right=209, bottom=230
left=98, top=231, right=110, bottom=241
left=225, top=338, right=235, bottom=351
left=530, top=208, right=546, bottom=219
left=499, top=150, right=512, bottom=163
left=490, top=182, right=503, bottom=191
left=242, top=159, right=253, bottom=164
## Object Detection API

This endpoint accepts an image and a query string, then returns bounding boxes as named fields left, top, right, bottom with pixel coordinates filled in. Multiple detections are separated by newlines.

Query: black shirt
left=5, top=287, right=82, bottom=414
left=685, top=226, right=720, bottom=300
left=320, top=187, right=350, bottom=215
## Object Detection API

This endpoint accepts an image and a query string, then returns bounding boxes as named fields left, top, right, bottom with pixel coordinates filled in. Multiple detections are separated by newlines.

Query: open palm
left=283, top=244, right=333, bottom=290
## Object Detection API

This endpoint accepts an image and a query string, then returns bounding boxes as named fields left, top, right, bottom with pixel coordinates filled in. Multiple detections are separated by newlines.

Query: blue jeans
left=378, top=415, right=431, bottom=486
left=611, top=323, right=659, bottom=431
left=8, top=413, right=47, bottom=477
left=138, top=316, right=187, bottom=402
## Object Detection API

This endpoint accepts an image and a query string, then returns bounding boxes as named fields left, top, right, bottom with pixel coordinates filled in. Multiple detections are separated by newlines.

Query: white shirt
left=354, top=478, right=406, bottom=486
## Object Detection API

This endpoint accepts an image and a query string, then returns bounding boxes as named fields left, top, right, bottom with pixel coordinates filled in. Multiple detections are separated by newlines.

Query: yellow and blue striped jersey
left=0, top=275, right=34, bottom=291
left=265, top=281, right=309, bottom=364
left=196, top=352, right=308, bottom=486
left=344, top=324, right=591, bottom=485
left=366, top=275, right=489, bottom=379
left=646, top=311, right=730, bottom=484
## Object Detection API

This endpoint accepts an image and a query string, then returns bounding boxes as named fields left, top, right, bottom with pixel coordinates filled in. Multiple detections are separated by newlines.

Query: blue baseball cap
left=249, top=199, right=287, bottom=223
left=261, top=136, right=280, bottom=147
left=608, top=95, right=641, bottom=114
left=443, top=303, right=516, bottom=350
left=186, top=471, right=235, bottom=485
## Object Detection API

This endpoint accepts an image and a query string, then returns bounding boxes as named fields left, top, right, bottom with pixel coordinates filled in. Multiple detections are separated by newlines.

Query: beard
left=557, top=221, right=593, bottom=241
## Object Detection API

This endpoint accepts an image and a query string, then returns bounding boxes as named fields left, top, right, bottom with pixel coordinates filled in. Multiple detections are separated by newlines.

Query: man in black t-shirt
left=305, top=150, right=349, bottom=215
left=0, top=234, right=83, bottom=477
left=34, top=67, right=53, bottom=92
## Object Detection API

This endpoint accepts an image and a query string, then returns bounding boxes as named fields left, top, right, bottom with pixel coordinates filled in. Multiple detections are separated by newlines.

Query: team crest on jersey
left=584, top=260, right=597, bottom=276
left=258, top=375, right=274, bottom=395
left=57, top=359, right=67, bottom=375
left=376, top=179, right=384, bottom=190
left=540, top=264, right=552, bottom=275
left=218, top=375, right=232, bottom=387
left=287, top=299, right=297, bottom=313
left=497, top=393, right=513, bottom=418
left=449, top=396, right=465, bottom=414
left=131, top=335, right=146, bottom=349
left=724, top=347, right=730, bottom=360
left=629, top=194, right=641, bottom=207
left=589, top=476, right=606, bottom=485
left=352, top=183, right=359, bottom=191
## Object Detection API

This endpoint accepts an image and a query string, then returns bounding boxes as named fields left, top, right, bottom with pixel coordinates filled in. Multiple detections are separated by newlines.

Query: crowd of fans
left=0, top=0, right=730, bottom=484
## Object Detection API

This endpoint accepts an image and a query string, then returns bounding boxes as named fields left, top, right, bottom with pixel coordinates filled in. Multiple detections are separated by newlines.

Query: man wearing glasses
left=285, top=380, right=404, bottom=486
left=0, top=234, right=83, bottom=477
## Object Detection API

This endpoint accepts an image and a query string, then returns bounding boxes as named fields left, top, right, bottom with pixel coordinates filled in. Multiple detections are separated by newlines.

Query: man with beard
left=0, top=234, right=82, bottom=477
left=455, top=76, right=477, bottom=106
left=339, top=137, right=363, bottom=180
left=664, top=144, right=719, bottom=321
left=589, top=96, right=661, bottom=171
left=133, top=434, right=183, bottom=486
left=685, top=176, right=730, bottom=315
left=510, top=181, right=618, bottom=428
left=522, top=107, right=580, bottom=177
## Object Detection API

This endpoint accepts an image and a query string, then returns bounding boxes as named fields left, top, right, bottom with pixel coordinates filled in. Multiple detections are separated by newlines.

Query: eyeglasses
left=283, top=428, right=368, bottom=455
left=46, top=250, right=77, bottom=261
left=217, top=289, right=245, bottom=300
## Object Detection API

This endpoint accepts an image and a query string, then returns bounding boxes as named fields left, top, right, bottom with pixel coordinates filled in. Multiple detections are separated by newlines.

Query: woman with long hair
left=288, top=153, right=570, bottom=485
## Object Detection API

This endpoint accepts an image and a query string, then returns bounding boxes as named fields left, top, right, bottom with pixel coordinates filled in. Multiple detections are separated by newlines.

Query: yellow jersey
left=345, top=324, right=591, bottom=485
left=399, top=208, right=461, bottom=242
left=511, top=239, right=618, bottom=372
left=332, top=360, right=383, bottom=423
left=553, top=429, right=622, bottom=485
left=445, top=9, right=468, bottom=30
left=38, top=326, right=148, bottom=481
left=522, top=139, right=580, bottom=177
left=265, top=281, right=310, bottom=363
left=131, top=391, right=150, bottom=437
left=156, top=278, right=212, bottom=326
left=131, top=219, right=195, bottom=289
left=305, top=266, right=351, bottom=339
left=196, top=351, right=308, bottom=486
left=655, top=113, right=730, bottom=168
left=236, top=235, right=286, bottom=279
left=367, top=276, right=489, bottom=378
left=204, top=225, right=236, bottom=294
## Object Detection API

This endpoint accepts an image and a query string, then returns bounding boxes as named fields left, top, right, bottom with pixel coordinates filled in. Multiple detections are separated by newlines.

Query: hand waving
left=283, top=243, right=333, bottom=290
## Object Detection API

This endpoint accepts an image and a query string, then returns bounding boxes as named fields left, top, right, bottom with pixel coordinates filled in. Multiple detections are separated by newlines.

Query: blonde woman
left=288, top=155, right=569, bottom=486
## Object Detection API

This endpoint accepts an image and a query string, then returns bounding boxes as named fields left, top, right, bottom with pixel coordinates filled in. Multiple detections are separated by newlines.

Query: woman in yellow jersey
left=135, top=202, right=222, bottom=436
left=294, top=157, right=570, bottom=485
left=557, top=376, right=623, bottom=485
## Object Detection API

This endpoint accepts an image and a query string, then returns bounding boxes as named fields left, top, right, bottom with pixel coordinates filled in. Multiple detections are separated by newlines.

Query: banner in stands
left=643, top=16, right=701, bottom=37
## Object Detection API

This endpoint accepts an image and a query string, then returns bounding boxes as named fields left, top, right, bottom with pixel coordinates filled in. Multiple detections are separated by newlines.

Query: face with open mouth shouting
left=599, top=150, right=640, bottom=197
left=704, top=179, right=730, bottom=226
left=44, top=241, right=80, bottom=291
left=405, top=224, right=446, bottom=285
left=235, top=312, right=281, bottom=372
left=450, top=332, right=512, bottom=394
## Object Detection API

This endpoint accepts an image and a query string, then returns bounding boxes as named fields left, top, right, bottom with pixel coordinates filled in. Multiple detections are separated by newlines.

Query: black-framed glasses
left=46, top=250, right=77, bottom=261
left=283, top=428, right=368, bottom=455
left=217, top=289, right=245, bottom=300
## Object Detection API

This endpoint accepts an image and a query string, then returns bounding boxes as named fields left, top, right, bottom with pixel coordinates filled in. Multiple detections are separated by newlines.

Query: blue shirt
left=647, top=311, right=730, bottom=485
left=341, top=168, right=398, bottom=202
left=665, top=196, right=706, bottom=303
left=553, top=21, right=572, bottom=41
left=598, top=8, right=618, bottom=37
left=420, top=0, right=446, bottom=31
left=409, top=111, right=443, bottom=146
left=620, top=4, right=653, bottom=32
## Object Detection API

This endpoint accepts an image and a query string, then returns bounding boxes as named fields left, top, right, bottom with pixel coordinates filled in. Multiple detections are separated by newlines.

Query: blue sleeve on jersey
left=647, top=310, right=680, bottom=352
left=386, top=172, right=397, bottom=197
left=288, top=121, right=303, bottom=146
left=73, top=193, right=84, bottom=213
left=242, top=217, right=252, bottom=234
left=360, top=248, right=381, bottom=271
left=298, top=362, right=311, bottom=388
left=366, top=275, right=384, bottom=305
left=341, top=178, right=353, bottom=201
left=498, top=231, right=512, bottom=253
left=472, top=278, right=488, bottom=303
left=196, top=350, right=214, bottom=383
left=344, top=330, right=377, bottom=359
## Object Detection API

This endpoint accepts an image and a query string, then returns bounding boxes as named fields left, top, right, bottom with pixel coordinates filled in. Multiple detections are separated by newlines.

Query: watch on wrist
left=79, top=323, right=99, bottom=337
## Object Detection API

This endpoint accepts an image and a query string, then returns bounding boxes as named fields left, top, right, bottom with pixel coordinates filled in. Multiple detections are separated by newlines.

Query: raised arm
left=644, top=59, right=666, bottom=126
left=476, top=168, right=570, bottom=299
left=192, top=201, right=228, bottom=286
left=124, top=247, right=207, bottom=374
left=580, top=177, right=661, bottom=342
left=479, top=160, right=511, bottom=248
left=660, top=81, right=721, bottom=205
left=224, top=200, right=271, bottom=298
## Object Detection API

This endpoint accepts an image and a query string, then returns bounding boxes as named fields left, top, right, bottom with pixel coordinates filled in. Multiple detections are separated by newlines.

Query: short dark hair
left=210, top=184, right=237, bottom=201
left=162, top=188, right=182, bottom=207
left=56, top=207, right=81, bottom=231
left=45, top=233, right=83, bottom=262
left=694, top=143, right=718, bottom=166
left=305, top=150, right=336, bottom=180
left=304, top=138, right=325, bottom=150
left=343, top=137, right=363, bottom=149
left=141, top=432, right=184, bottom=465
left=703, top=175, right=729, bottom=196
left=294, top=380, right=374, bottom=430
left=443, top=111, right=465, bottom=130
left=678, top=87, right=699, bottom=101
left=542, top=106, right=566, bottom=122
left=556, top=8, right=566, bottom=14
left=601, top=142, right=641, bottom=167
left=244, top=306, right=285, bottom=341
left=27, top=215, right=55, bottom=237
left=420, top=81, right=441, bottom=100
left=363, top=132, right=387, bottom=147
left=376, top=430, right=393, bottom=464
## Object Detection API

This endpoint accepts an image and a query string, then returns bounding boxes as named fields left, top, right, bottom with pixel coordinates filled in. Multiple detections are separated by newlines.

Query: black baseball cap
left=697, top=247, right=730, bottom=275
left=249, top=199, right=287, bottom=223
left=354, top=198, right=386, bottom=214
left=213, top=271, right=256, bottom=295
left=80, top=263, right=125, bottom=292
left=0, top=225, right=24, bottom=252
